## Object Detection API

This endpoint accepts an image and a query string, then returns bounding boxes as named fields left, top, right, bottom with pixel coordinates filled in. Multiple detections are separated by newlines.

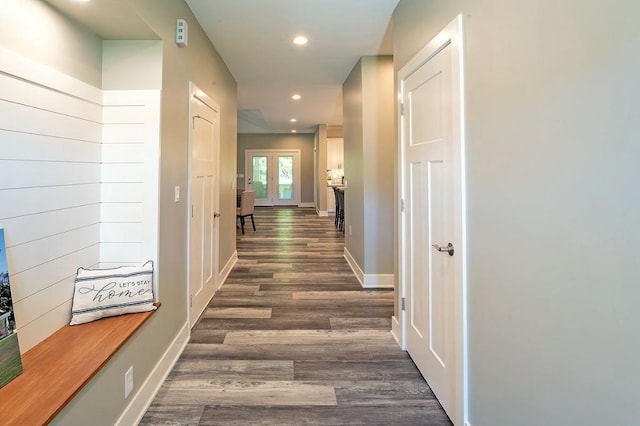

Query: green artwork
left=0, top=228, right=23, bottom=388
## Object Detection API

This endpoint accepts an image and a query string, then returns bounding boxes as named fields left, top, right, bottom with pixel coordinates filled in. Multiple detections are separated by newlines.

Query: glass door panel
left=246, top=150, right=300, bottom=206
left=278, top=155, right=294, bottom=201
left=252, top=156, right=268, bottom=201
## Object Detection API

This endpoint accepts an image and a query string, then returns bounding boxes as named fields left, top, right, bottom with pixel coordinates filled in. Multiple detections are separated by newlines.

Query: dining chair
left=336, top=188, right=345, bottom=233
left=236, top=190, right=256, bottom=234
left=332, top=186, right=341, bottom=228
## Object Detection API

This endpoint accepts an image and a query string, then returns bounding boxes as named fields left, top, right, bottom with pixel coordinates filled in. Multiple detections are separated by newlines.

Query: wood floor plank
left=269, top=306, right=394, bottom=320
left=181, top=343, right=376, bottom=361
left=204, top=307, right=272, bottom=319
left=222, top=329, right=396, bottom=345
left=293, top=360, right=425, bottom=381
left=198, top=404, right=452, bottom=426
left=329, top=317, right=392, bottom=329
left=152, top=380, right=337, bottom=406
left=331, top=380, right=438, bottom=405
left=141, top=207, right=451, bottom=425
left=189, top=329, right=227, bottom=344
left=291, top=290, right=393, bottom=300
left=139, top=405, right=204, bottom=426
left=209, top=296, right=392, bottom=309
left=197, top=317, right=332, bottom=331
left=258, top=283, right=363, bottom=292
left=167, top=359, right=293, bottom=381
left=215, top=284, right=261, bottom=292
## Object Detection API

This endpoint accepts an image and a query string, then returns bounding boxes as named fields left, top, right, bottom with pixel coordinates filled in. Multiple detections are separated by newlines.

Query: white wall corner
left=343, top=247, right=364, bottom=287
left=218, top=250, right=238, bottom=289
left=116, top=321, right=190, bottom=426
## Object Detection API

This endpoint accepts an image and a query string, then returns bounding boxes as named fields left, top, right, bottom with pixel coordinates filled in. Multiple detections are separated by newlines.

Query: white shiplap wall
left=101, top=90, right=160, bottom=270
left=0, top=48, right=160, bottom=353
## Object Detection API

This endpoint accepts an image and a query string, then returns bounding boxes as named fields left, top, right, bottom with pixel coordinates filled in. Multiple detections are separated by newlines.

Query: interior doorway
left=398, top=16, right=467, bottom=425
left=188, top=82, right=221, bottom=326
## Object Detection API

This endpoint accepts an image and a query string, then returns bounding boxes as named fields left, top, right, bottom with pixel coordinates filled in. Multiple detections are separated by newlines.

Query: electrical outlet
left=124, top=366, right=134, bottom=399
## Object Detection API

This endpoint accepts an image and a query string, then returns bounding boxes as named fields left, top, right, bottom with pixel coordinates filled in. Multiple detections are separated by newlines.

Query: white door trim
left=397, top=15, right=467, bottom=425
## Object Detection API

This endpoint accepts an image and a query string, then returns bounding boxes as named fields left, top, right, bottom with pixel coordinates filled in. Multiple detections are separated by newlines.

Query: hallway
left=141, top=207, right=451, bottom=425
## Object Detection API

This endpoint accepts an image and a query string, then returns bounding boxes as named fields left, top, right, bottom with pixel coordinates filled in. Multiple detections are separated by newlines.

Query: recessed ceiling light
left=290, top=118, right=297, bottom=123
left=291, top=94, right=301, bottom=100
left=293, top=35, right=308, bottom=46
left=291, top=130, right=297, bottom=133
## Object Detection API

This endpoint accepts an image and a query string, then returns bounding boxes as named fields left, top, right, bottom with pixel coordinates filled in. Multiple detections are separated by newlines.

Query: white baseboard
left=391, top=315, right=405, bottom=350
left=116, top=321, right=190, bottom=426
left=317, top=210, right=329, bottom=217
left=363, top=274, right=394, bottom=289
left=218, top=250, right=238, bottom=289
left=343, top=248, right=394, bottom=289
left=343, top=247, right=364, bottom=286
left=298, top=202, right=315, bottom=208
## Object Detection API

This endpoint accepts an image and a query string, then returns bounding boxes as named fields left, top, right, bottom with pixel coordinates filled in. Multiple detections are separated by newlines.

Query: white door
left=400, top=17, right=465, bottom=424
left=246, top=150, right=300, bottom=206
left=188, top=83, right=220, bottom=326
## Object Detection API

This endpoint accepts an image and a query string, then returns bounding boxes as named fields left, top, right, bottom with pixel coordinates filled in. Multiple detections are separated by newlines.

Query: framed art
left=0, top=228, right=23, bottom=388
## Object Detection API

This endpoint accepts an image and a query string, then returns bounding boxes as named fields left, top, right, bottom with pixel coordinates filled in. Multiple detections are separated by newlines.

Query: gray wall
left=343, top=60, right=365, bottom=267
left=0, top=0, right=238, bottom=424
left=394, top=1, right=640, bottom=425
left=237, top=133, right=315, bottom=204
left=102, top=40, right=163, bottom=90
left=343, top=56, right=395, bottom=275
left=1, top=0, right=103, bottom=86
left=361, top=56, right=394, bottom=275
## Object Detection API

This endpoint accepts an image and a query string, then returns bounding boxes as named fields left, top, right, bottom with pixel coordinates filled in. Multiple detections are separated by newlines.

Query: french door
left=245, top=150, right=300, bottom=206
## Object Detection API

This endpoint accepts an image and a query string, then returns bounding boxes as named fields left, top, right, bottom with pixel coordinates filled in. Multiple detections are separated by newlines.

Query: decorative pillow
left=70, top=261, right=156, bottom=325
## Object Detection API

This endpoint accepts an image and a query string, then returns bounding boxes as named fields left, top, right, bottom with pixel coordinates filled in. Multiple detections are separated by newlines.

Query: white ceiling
left=44, top=0, right=399, bottom=134
left=185, top=0, right=399, bottom=133
left=45, top=0, right=159, bottom=40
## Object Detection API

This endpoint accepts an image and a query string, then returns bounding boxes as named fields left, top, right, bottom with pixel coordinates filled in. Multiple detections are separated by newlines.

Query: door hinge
left=401, top=297, right=406, bottom=311
left=190, top=295, right=193, bottom=308
left=191, top=204, right=194, bottom=218
left=400, top=102, right=405, bottom=116
left=401, top=199, right=405, bottom=212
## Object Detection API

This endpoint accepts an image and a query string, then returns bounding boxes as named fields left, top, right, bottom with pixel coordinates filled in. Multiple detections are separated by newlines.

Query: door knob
left=432, top=243, right=454, bottom=256
left=213, top=212, right=221, bottom=218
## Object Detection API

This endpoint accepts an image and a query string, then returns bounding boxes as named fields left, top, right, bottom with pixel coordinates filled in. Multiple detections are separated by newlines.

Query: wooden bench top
left=0, top=305, right=159, bottom=425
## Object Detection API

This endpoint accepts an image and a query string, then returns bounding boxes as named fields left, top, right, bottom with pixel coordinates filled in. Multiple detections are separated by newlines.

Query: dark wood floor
left=141, top=207, right=451, bottom=425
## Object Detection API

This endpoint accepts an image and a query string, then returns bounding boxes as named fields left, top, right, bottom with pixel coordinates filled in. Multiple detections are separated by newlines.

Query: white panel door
left=403, top=42, right=456, bottom=418
left=245, top=150, right=300, bottom=206
left=188, top=84, right=220, bottom=326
